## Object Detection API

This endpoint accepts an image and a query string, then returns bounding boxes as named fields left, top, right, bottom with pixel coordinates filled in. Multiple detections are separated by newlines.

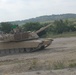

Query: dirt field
left=0, top=37, right=76, bottom=75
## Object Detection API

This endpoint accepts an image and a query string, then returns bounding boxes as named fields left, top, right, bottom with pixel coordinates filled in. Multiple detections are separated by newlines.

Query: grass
left=47, top=31, right=76, bottom=38
left=52, top=61, right=65, bottom=70
left=69, top=63, right=76, bottom=68
left=28, top=60, right=76, bottom=70
left=28, top=59, right=38, bottom=70
left=1, top=58, right=76, bottom=74
left=0, top=55, right=76, bottom=71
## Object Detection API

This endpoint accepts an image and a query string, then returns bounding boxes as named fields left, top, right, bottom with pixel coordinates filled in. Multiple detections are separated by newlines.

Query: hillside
left=11, top=13, right=76, bottom=25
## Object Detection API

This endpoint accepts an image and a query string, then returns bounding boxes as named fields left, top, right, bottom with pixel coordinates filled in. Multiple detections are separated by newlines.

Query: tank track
left=0, top=42, right=45, bottom=56
left=0, top=48, right=37, bottom=56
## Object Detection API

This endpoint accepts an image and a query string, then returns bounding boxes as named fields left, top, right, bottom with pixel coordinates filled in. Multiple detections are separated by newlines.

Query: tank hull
left=0, top=40, right=42, bottom=49
left=0, top=38, right=53, bottom=56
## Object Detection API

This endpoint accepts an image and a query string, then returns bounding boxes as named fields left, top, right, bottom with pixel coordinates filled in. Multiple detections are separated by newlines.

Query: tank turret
left=0, top=24, right=52, bottom=42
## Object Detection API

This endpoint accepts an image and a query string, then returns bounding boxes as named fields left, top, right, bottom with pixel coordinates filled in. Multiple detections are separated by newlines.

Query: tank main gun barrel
left=36, top=24, right=51, bottom=34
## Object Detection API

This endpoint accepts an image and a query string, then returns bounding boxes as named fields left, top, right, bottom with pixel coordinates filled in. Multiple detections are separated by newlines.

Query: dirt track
left=0, top=37, right=76, bottom=75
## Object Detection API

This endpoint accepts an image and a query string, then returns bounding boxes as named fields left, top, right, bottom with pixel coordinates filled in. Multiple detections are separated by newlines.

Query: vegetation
left=69, top=63, right=76, bottom=68
left=0, top=22, right=18, bottom=33
left=1, top=58, right=76, bottom=71
left=10, top=14, right=76, bottom=25
left=0, top=22, right=13, bottom=33
left=0, top=19, right=76, bottom=38
left=21, top=19, right=76, bottom=37
left=22, top=22, right=42, bottom=31
left=46, top=31, right=76, bottom=38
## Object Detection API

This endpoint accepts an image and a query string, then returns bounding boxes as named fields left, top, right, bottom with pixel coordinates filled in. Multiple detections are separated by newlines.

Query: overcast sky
left=0, top=0, right=76, bottom=22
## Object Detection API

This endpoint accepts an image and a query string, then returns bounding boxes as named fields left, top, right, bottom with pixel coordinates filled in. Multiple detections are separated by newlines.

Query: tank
left=0, top=24, right=53, bottom=56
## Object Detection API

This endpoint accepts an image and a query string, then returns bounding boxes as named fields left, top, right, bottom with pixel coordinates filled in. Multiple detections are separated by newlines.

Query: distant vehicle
left=0, top=24, right=53, bottom=56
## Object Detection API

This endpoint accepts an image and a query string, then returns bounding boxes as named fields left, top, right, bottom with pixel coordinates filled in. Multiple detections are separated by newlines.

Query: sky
left=0, top=0, right=76, bottom=22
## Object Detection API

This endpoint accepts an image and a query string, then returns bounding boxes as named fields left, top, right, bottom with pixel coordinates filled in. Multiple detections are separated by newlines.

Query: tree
left=0, top=22, right=13, bottom=33
left=53, top=20, right=69, bottom=34
left=22, top=22, right=42, bottom=32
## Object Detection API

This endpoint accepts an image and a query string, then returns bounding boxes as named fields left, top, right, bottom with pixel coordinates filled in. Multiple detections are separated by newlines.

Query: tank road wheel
left=26, top=48, right=31, bottom=53
left=0, top=50, right=6, bottom=56
left=5, top=49, right=10, bottom=55
left=14, top=49, right=20, bottom=54
left=31, top=48, right=37, bottom=52
left=19, top=48, right=24, bottom=53
left=9, top=49, right=15, bottom=54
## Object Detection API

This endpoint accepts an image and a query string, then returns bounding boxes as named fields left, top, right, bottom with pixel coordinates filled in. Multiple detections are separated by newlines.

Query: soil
left=0, top=37, right=76, bottom=75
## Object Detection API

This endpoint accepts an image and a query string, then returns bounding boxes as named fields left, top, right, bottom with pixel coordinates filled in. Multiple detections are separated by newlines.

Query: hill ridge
left=11, top=13, right=76, bottom=25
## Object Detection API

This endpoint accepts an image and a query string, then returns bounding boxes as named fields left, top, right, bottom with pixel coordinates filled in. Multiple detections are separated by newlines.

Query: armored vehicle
left=0, top=24, right=53, bottom=56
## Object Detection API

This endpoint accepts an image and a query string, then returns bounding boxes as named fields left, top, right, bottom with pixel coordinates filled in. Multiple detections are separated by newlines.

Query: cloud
left=0, top=0, right=76, bottom=22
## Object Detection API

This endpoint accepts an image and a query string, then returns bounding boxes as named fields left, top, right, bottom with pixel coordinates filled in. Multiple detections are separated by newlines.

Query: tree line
left=0, top=19, right=76, bottom=37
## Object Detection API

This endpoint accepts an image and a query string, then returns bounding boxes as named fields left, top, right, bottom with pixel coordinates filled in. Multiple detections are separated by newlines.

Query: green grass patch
left=69, top=63, right=76, bottom=68
left=47, top=31, right=76, bottom=38
left=52, top=61, right=65, bottom=70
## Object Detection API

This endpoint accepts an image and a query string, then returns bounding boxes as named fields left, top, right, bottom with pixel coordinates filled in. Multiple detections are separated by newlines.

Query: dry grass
left=1, top=51, right=76, bottom=73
